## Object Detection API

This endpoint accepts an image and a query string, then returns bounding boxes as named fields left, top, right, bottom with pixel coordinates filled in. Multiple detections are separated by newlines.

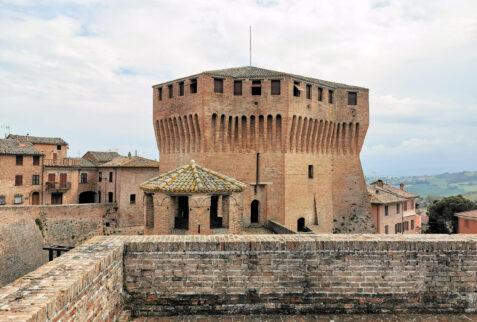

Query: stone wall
left=267, top=219, right=297, bottom=234
left=0, top=234, right=475, bottom=320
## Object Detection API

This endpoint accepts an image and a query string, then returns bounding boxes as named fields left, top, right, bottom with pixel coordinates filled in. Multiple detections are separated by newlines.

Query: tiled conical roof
left=140, top=160, right=246, bottom=193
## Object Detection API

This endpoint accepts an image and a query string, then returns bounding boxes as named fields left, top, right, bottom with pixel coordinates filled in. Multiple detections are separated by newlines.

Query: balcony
left=46, top=181, right=71, bottom=192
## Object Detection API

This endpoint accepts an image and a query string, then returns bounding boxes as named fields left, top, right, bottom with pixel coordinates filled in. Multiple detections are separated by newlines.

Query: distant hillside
left=366, top=171, right=477, bottom=198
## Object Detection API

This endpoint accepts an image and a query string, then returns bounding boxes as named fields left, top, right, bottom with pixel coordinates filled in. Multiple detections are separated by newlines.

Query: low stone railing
left=0, top=234, right=476, bottom=321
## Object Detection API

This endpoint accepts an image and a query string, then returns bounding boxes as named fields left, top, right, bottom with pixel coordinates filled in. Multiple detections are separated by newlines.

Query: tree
left=426, top=195, right=477, bottom=234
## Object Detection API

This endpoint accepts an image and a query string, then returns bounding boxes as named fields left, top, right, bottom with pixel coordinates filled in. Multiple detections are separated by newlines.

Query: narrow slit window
left=293, top=81, right=301, bottom=97
left=348, top=92, right=357, bottom=105
left=158, top=87, right=163, bottom=101
left=318, top=87, right=323, bottom=101
left=168, top=84, right=173, bottom=98
left=214, top=78, right=223, bottom=93
left=271, top=80, right=280, bottom=95
left=251, top=80, right=261, bottom=95
left=234, top=80, right=242, bottom=96
left=308, top=165, right=314, bottom=179
left=328, top=90, right=334, bottom=104
left=190, top=79, right=197, bottom=94
left=179, top=82, right=184, bottom=96
left=306, top=84, right=312, bottom=99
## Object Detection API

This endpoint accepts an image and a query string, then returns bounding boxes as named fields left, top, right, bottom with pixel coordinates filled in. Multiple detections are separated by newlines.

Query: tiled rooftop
left=140, top=160, right=245, bottom=193
left=367, top=186, right=407, bottom=204
left=7, top=134, right=68, bottom=146
left=455, top=209, right=477, bottom=220
left=102, top=156, right=159, bottom=168
left=369, top=181, right=419, bottom=199
left=0, top=139, right=42, bottom=155
left=83, top=151, right=121, bottom=163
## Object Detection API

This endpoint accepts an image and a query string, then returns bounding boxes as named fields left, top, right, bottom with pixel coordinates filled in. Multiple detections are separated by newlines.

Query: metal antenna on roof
left=249, top=26, right=252, bottom=66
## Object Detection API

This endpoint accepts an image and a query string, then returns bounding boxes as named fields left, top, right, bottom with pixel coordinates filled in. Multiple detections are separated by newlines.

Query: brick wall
left=0, top=236, right=124, bottom=321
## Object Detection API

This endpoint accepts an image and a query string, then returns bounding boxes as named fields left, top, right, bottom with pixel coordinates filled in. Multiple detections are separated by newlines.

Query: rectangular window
left=15, top=175, right=22, bottom=186
left=108, top=192, right=114, bottom=203
left=234, top=80, right=242, bottom=96
left=308, top=165, right=314, bottom=179
left=14, top=195, right=22, bottom=204
left=190, top=79, right=197, bottom=94
left=251, top=80, right=261, bottom=95
left=328, top=90, right=334, bottom=104
left=109, top=172, right=113, bottom=182
left=32, top=175, right=40, bottom=185
left=33, top=155, right=40, bottom=166
left=293, top=81, right=301, bottom=97
left=384, top=205, right=388, bottom=216
left=271, top=80, right=280, bottom=95
left=396, top=203, right=400, bottom=214
left=81, top=173, right=88, bottom=184
left=214, top=78, right=223, bottom=93
left=318, top=87, right=323, bottom=101
left=179, top=81, right=184, bottom=96
left=98, top=191, right=101, bottom=203
left=16, top=155, right=23, bottom=166
left=411, top=220, right=415, bottom=230
left=306, top=84, right=312, bottom=99
left=158, top=87, right=163, bottom=100
left=130, top=194, right=136, bottom=204
left=98, top=171, right=102, bottom=182
left=404, top=201, right=408, bottom=211
left=57, top=145, right=61, bottom=150
left=168, top=84, right=173, bottom=98
left=404, top=221, right=409, bottom=231
left=0, top=195, right=5, bottom=205
left=385, top=225, right=389, bottom=234
left=348, top=92, right=357, bottom=105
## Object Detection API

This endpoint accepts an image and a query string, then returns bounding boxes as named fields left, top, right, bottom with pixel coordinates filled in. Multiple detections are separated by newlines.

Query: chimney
left=128, top=152, right=132, bottom=159
left=400, top=183, right=404, bottom=191
left=377, top=179, right=384, bottom=188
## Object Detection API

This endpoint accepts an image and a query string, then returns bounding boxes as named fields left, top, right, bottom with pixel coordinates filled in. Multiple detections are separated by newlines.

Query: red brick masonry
left=0, top=234, right=476, bottom=321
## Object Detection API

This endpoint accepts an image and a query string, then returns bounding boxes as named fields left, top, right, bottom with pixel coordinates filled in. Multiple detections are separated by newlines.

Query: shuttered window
left=15, top=175, right=22, bottom=186
left=214, top=78, right=223, bottom=93
left=234, top=80, right=242, bottom=96
left=306, top=84, right=312, bottom=99
left=348, top=92, right=357, bottom=105
left=318, top=87, right=323, bottom=101
left=271, top=80, right=280, bottom=95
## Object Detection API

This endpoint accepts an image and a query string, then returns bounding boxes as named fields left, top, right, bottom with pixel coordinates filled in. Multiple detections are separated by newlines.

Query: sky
left=0, top=0, right=476, bottom=177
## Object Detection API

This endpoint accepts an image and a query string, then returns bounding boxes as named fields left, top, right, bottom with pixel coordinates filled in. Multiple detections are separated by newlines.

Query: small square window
left=251, top=80, right=261, bottom=96
left=214, top=78, right=223, bottom=93
left=293, top=81, right=301, bottom=97
left=328, top=90, right=334, bottom=104
left=271, top=80, right=280, bottom=95
left=179, top=81, right=184, bottom=96
left=348, top=92, right=357, bottom=105
left=157, top=87, right=163, bottom=100
left=306, top=84, right=312, bottom=99
left=130, top=194, right=136, bottom=204
left=32, top=175, right=40, bottom=185
left=0, top=195, right=5, bottom=205
left=318, top=87, right=323, bottom=101
left=168, top=84, right=173, bottom=98
left=14, top=195, right=22, bottom=204
left=57, top=145, right=61, bottom=150
left=16, top=155, right=23, bottom=166
left=33, top=155, right=40, bottom=166
left=234, top=80, right=242, bottom=96
left=308, top=165, right=314, bottom=179
left=15, top=175, right=22, bottom=186
left=190, top=79, right=197, bottom=94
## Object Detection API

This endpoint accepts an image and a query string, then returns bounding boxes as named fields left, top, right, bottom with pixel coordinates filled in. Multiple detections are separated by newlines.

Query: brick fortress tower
left=152, top=66, right=374, bottom=233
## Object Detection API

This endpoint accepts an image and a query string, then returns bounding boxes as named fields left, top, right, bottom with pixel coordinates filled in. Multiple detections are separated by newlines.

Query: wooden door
left=31, top=192, right=40, bottom=205
left=51, top=193, right=62, bottom=205
left=59, top=173, right=67, bottom=188
left=48, top=173, right=55, bottom=182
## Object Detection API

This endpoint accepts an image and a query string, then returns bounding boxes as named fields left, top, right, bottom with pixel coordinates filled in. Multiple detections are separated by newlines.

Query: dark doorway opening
left=51, top=193, right=63, bottom=205
left=175, top=196, right=189, bottom=229
left=210, top=196, right=222, bottom=228
left=145, top=193, right=154, bottom=228
left=31, top=192, right=40, bottom=205
left=251, top=200, right=259, bottom=223
left=297, top=217, right=305, bottom=232
left=108, top=192, right=114, bottom=203
left=79, top=191, right=96, bottom=204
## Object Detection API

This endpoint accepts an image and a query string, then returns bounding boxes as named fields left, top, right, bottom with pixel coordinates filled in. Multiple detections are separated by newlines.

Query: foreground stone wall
left=0, top=234, right=475, bottom=321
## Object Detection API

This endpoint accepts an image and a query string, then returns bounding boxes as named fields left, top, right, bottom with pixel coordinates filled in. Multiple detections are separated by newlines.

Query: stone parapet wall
left=267, top=219, right=297, bottom=234
left=0, top=234, right=476, bottom=320
left=0, top=236, right=124, bottom=321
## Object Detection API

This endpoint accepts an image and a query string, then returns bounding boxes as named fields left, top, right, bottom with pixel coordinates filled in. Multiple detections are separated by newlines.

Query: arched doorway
left=251, top=200, right=259, bottom=223
left=31, top=192, right=40, bottom=205
left=297, top=217, right=305, bottom=232
left=79, top=191, right=96, bottom=204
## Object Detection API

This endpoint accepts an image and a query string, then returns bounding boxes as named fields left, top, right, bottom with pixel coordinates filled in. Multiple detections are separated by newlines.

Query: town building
left=368, top=180, right=420, bottom=234
left=7, top=134, right=67, bottom=160
left=151, top=66, right=374, bottom=233
left=141, top=160, right=246, bottom=235
left=455, top=210, right=477, bottom=234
